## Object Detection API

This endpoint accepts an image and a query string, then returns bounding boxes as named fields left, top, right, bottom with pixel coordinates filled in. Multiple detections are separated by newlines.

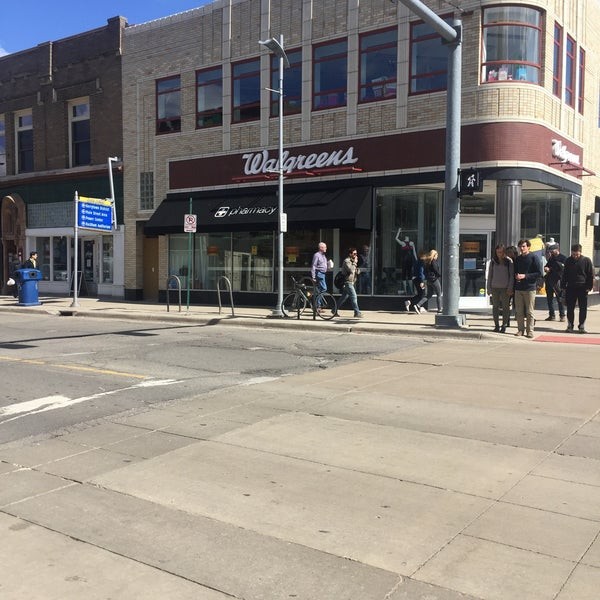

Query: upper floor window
left=565, top=35, right=576, bottom=107
left=552, top=23, right=563, bottom=97
left=270, top=49, right=302, bottom=117
left=16, top=110, right=33, bottom=173
left=140, top=171, right=154, bottom=211
left=359, top=28, right=398, bottom=102
left=481, top=6, right=542, bottom=84
left=0, top=115, right=6, bottom=177
left=232, top=59, right=261, bottom=123
left=196, top=67, right=223, bottom=128
left=410, top=18, right=450, bottom=94
left=69, top=99, right=90, bottom=167
left=578, top=47, right=585, bottom=114
left=156, top=76, right=181, bottom=134
left=313, top=39, right=347, bottom=109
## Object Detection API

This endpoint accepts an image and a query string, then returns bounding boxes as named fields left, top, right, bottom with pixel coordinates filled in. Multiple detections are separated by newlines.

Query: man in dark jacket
left=544, top=244, right=566, bottom=321
left=560, top=244, right=594, bottom=333
left=513, top=239, right=543, bottom=338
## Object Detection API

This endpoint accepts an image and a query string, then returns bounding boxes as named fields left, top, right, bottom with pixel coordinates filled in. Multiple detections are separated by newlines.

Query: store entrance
left=459, top=231, right=492, bottom=308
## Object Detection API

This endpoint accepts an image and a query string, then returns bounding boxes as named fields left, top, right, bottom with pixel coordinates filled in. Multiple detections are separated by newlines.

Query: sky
left=0, top=1, right=212, bottom=56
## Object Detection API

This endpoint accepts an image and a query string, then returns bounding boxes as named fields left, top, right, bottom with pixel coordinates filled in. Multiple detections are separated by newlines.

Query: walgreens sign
left=241, top=147, right=358, bottom=176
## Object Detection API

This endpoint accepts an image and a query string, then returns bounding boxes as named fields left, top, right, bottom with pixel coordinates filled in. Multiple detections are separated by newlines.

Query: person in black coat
left=543, top=244, right=566, bottom=321
left=560, top=244, right=594, bottom=333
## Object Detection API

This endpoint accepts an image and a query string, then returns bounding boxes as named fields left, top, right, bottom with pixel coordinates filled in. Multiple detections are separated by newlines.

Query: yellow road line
left=0, top=355, right=147, bottom=379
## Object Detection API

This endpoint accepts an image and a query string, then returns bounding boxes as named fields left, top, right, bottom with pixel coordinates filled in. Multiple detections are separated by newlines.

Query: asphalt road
left=1, top=312, right=424, bottom=444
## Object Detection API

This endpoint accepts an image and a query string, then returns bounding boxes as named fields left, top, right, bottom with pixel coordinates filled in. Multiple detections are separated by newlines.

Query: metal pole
left=274, top=34, right=285, bottom=317
left=187, top=197, right=192, bottom=311
left=435, top=19, right=466, bottom=328
left=71, top=191, right=79, bottom=307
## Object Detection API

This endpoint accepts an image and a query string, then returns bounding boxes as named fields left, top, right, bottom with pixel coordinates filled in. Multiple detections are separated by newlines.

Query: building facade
left=0, top=17, right=126, bottom=298
left=122, top=0, right=600, bottom=307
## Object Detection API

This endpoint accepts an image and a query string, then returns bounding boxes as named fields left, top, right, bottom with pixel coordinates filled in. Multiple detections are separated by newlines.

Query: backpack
left=334, top=270, right=346, bottom=291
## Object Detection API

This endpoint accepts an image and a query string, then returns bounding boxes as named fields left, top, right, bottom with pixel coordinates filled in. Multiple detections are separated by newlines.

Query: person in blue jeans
left=334, top=247, right=362, bottom=318
left=311, top=241, right=329, bottom=309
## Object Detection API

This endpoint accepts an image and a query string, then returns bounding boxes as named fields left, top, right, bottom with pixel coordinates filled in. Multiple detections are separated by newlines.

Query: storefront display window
left=521, top=192, right=565, bottom=245
left=53, top=236, right=68, bottom=281
left=35, top=237, right=50, bottom=280
left=375, top=188, right=441, bottom=296
left=102, top=236, right=113, bottom=283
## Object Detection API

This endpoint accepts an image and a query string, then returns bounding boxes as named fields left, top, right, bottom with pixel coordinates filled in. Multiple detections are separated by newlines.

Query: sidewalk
left=1, top=294, right=600, bottom=599
left=1, top=293, right=599, bottom=342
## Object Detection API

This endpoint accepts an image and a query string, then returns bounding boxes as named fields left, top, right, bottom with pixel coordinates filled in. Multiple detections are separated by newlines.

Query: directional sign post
left=71, top=192, right=115, bottom=307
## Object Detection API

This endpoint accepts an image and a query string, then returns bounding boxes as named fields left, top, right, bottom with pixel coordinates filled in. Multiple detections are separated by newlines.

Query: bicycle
left=281, top=275, right=337, bottom=320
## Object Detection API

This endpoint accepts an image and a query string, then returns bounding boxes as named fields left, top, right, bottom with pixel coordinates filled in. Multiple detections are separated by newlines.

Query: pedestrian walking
left=513, top=239, right=543, bottom=338
left=414, top=249, right=442, bottom=313
left=405, top=251, right=426, bottom=313
left=560, top=244, right=594, bottom=333
left=543, top=243, right=566, bottom=322
left=334, top=247, right=362, bottom=318
left=310, top=241, right=329, bottom=310
left=23, top=250, right=38, bottom=269
left=487, top=244, right=514, bottom=333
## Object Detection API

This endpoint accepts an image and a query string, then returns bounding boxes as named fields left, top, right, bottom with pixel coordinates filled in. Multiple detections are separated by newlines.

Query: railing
left=217, top=276, right=235, bottom=316
left=166, top=275, right=182, bottom=312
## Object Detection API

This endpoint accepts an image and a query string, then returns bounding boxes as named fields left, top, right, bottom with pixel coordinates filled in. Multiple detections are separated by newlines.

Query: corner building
left=122, top=0, right=600, bottom=307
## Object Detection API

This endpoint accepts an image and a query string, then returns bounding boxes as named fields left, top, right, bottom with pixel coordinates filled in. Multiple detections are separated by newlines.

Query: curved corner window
left=481, top=6, right=542, bottom=84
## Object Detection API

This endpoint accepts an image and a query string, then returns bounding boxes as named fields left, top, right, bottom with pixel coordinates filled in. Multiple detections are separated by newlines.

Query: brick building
left=122, top=0, right=599, bottom=307
left=0, top=17, right=126, bottom=297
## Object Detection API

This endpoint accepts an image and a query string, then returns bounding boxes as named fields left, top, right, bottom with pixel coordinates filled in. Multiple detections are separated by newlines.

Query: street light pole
left=392, top=0, right=466, bottom=327
left=259, top=35, right=289, bottom=318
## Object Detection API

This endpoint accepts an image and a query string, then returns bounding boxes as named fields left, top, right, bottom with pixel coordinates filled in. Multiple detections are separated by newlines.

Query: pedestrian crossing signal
left=459, top=168, right=482, bottom=196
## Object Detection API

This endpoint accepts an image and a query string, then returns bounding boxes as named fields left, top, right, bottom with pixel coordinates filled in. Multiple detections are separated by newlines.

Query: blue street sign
left=77, top=196, right=114, bottom=231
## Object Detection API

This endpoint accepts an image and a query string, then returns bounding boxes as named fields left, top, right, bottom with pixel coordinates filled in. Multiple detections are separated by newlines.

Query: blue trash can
left=15, top=268, right=42, bottom=306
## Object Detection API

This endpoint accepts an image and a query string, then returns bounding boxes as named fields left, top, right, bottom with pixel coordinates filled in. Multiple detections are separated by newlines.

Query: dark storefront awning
left=144, top=186, right=372, bottom=235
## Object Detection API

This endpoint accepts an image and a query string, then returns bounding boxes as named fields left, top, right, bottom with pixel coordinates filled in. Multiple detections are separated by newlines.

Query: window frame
left=552, top=22, right=563, bottom=98
left=231, top=58, right=261, bottom=123
left=0, top=114, right=6, bottom=177
left=480, top=5, right=543, bottom=85
left=196, top=66, right=223, bottom=128
left=565, top=35, right=576, bottom=108
left=15, top=109, right=33, bottom=173
left=156, top=75, right=182, bottom=135
left=312, top=38, right=348, bottom=110
left=578, top=47, right=585, bottom=114
left=409, top=16, right=452, bottom=95
left=69, top=98, right=90, bottom=167
left=270, top=48, right=302, bottom=117
left=358, top=27, right=398, bottom=103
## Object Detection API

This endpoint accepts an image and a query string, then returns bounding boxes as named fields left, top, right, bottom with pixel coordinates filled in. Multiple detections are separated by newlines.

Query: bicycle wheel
left=281, top=292, right=307, bottom=318
left=315, top=292, right=337, bottom=320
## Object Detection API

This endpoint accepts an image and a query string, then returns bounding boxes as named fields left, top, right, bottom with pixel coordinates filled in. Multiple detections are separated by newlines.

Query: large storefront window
left=375, top=188, right=441, bottom=295
left=53, top=237, right=68, bottom=281
left=102, top=236, right=113, bottom=283
left=521, top=192, right=566, bottom=245
left=169, top=232, right=275, bottom=292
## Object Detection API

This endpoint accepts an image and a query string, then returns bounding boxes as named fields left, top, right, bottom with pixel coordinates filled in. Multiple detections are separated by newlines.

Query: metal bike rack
left=166, top=275, right=182, bottom=312
left=217, top=275, right=235, bottom=316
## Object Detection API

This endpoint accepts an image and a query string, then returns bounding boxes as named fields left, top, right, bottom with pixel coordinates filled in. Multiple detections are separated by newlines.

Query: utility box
left=15, top=269, right=42, bottom=306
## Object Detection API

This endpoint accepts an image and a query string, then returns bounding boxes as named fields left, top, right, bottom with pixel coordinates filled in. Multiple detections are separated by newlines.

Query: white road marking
left=241, top=376, right=279, bottom=386
left=0, top=379, right=180, bottom=424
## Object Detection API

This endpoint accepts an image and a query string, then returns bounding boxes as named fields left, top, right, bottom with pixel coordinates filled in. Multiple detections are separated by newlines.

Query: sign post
left=71, top=193, right=115, bottom=307
left=183, top=198, right=196, bottom=310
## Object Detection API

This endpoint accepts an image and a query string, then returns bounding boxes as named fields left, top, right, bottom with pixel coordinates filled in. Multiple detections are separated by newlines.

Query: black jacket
left=544, top=253, right=566, bottom=286
left=513, top=253, right=543, bottom=292
left=561, top=255, right=594, bottom=290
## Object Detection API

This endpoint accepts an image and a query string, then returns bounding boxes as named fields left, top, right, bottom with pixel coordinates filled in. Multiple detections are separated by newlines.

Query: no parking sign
left=184, top=214, right=197, bottom=233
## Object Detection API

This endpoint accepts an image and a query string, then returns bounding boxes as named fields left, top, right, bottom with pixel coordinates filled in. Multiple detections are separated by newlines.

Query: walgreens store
left=144, top=125, right=581, bottom=309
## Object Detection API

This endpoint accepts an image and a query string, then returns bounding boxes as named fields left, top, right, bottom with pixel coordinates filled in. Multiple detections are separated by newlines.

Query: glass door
left=459, top=232, right=491, bottom=308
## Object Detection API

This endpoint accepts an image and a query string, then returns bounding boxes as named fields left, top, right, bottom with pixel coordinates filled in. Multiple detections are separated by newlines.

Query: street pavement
left=1, top=293, right=600, bottom=599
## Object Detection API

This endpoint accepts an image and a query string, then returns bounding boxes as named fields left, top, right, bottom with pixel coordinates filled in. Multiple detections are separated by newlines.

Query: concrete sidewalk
left=1, top=294, right=600, bottom=599
left=2, top=292, right=599, bottom=342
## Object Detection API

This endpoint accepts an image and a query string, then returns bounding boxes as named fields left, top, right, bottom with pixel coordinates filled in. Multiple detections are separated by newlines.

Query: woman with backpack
left=333, top=247, right=362, bottom=318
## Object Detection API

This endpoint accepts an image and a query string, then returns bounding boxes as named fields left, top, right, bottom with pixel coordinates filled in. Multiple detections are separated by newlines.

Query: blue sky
left=0, top=1, right=211, bottom=56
